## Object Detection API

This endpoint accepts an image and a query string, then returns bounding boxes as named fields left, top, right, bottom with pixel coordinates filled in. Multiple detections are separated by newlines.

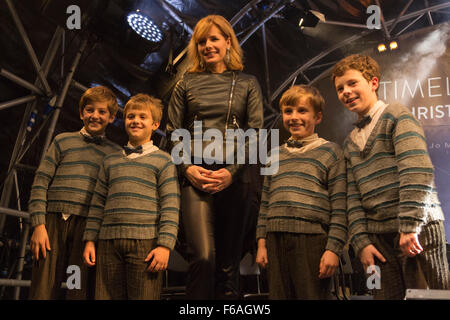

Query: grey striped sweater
left=28, top=131, right=121, bottom=227
left=344, top=103, right=444, bottom=255
left=256, top=141, right=347, bottom=255
left=82, top=149, right=180, bottom=250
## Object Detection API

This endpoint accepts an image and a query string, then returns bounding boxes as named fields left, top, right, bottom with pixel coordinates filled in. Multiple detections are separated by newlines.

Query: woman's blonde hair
left=187, top=15, right=243, bottom=72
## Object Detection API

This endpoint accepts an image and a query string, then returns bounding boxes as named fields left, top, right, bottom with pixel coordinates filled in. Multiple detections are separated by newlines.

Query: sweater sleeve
left=156, top=159, right=180, bottom=250
left=82, top=160, right=108, bottom=242
left=28, top=137, right=61, bottom=227
left=256, top=175, right=271, bottom=240
left=325, top=150, right=348, bottom=255
left=393, top=109, right=435, bottom=233
left=346, top=158, right=372, bottom=256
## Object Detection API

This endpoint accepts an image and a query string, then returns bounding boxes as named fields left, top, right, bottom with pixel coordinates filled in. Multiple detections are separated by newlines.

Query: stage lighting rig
left=127, top=11, right=163, bottom=43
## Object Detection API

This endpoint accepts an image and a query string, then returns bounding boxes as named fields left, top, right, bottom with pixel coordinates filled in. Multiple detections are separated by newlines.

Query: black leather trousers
left=181, top=176, right=250, bottom=300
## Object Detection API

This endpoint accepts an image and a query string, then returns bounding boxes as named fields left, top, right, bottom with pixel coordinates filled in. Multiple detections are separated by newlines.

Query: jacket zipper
left=225, top=72, right=236, bottom=135
left=189, top=114, right=198, bottom=130
left=233, top=115, right=239, bottom=129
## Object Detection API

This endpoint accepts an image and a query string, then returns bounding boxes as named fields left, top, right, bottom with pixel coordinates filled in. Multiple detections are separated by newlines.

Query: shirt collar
left=296, top=133, right=319, bottom=146
left=124, top=140, right=159, bottom=158
left=365, top=100, right=386, bottom=119
left=80, top=127, right=105, bottom=138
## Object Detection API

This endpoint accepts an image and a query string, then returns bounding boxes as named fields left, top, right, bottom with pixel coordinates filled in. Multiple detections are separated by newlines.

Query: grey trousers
left=29, top=213, right=94, bottom=300
left=368, top=221, right=449, bottom=300
left=266, top=232, right=332, bottom=300
left=95, top=238, right=163, bottom=300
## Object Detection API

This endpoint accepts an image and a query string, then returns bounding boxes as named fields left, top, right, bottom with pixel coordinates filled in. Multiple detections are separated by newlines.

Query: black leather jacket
left=166, top=70, right=264, bottom=179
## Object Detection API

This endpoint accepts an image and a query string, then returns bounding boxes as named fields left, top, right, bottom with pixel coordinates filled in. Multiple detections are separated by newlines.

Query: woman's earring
left=226, top=48, right=230, bottom=64
left=200, top=59, right=205, bottom=69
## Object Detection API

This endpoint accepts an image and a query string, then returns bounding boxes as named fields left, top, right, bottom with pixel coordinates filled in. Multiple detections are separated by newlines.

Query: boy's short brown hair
left=79, top=86, right=119, bottom=115
left=123, top=94, right=163, bottom=123
left=331, top=54, right=381, bottom=88
left=279, top=85, right=325, bottom=115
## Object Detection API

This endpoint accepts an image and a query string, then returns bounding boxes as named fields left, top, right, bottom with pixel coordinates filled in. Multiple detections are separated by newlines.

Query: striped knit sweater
left=82, top=149, right=180, bottom=250
left=28, top=131, right=121, bottom=227
left=344, top=103, right=444, bottom=255
left=256, top=141, right=347, bottom=255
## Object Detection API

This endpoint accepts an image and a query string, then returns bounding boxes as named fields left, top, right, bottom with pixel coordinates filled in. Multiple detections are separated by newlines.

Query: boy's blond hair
left=123, top=94, right=163, bottom=123
left=79, top=86, right=119, bottom=115
left=279, top=85, right=324, bottom=115
left=331, top=54, right=381, bottom=92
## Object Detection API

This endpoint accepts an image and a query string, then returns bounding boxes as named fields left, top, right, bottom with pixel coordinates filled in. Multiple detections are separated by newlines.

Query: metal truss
left=271, top=0, right=450, bottom=108
left=0, top=0, right=93, bottom=299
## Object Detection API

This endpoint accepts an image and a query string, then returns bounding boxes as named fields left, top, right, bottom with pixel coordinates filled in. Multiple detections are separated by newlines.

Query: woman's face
left=197, top=25, right=230, bottom=73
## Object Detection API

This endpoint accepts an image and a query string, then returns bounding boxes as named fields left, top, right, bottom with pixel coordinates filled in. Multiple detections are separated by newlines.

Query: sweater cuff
left=398, top=218, right=424, bottom=234
left=351, top=234, right=373, bottom=257
left=325, top=239, right=344, bottom=256
left=255, top=225, right=266, bottom=240
left=82, top=231, right=98, bottom=242
left=157, top=237, right=176, bottom=251
left=30, top=214, right=46, bottom=228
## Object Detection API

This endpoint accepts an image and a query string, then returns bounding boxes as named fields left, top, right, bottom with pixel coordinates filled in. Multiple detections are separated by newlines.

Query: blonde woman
left=167, top=15, right=264, bottom=299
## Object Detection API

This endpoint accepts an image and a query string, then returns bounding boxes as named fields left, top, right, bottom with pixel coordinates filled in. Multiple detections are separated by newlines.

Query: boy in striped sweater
left=332, top=54, right=449, bottom=299
left=256, top=85, right=347, bottom=299
left=28, top=86, right=121, bottom=299
left=82, top=94, right=180, bottom=300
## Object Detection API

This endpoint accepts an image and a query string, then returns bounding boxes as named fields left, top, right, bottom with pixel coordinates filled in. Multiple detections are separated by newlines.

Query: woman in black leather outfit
left=166, top=15, right=264, bottom=299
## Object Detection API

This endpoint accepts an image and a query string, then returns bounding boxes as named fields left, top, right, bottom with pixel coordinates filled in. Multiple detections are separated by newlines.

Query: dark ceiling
left=0, top=0, right=449, bottom=216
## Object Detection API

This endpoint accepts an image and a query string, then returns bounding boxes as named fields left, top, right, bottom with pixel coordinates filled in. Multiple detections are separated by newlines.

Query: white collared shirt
left=79, top=127, right=105, bottom=139
left=123, top=140, right=159, bottom=159
left=285, top=133, right=328, bottom=154
left=350, top=100, right=388, bottom=151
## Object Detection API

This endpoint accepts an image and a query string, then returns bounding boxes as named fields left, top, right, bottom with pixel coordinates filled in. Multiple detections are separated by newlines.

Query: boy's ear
left=315, top=111, right=323, bottom=125
left=152, top=121, right=161, bottom=130
left=370, top=77, right=379, bottom=92
left=108, top=113, right=116, bottom=124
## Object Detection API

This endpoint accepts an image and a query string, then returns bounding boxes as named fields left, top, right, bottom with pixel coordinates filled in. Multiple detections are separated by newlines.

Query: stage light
left=284, top=6, right=321, bottom=29
left=298, top=11, right=320, bottom=28
left=389, top=40, right=398, bottom=50
left=378, top=43, right=387, bottom=52
left=127, top=12, right=163, bottom=43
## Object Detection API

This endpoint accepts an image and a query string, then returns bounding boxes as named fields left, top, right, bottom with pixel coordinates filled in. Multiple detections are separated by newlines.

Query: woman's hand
left=202, top=168, right=232, bottom=194
left=185, top=165, right=221, bottom=191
